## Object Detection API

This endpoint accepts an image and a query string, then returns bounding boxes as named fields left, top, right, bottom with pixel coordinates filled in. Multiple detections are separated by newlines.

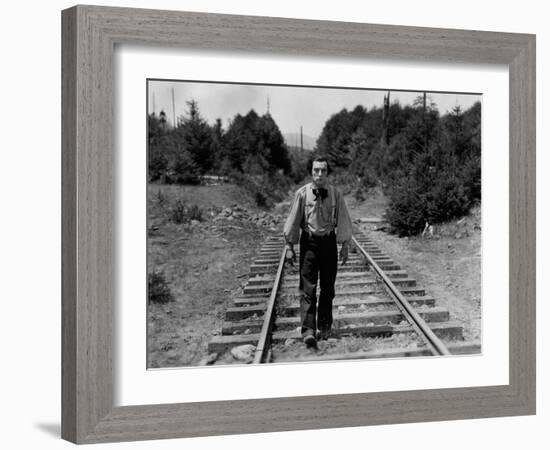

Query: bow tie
left=312, top=188, right=328, bottom=201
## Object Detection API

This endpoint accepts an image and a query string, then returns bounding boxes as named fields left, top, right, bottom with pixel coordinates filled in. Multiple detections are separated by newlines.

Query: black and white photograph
left=147, top=79, right=482, bottom=367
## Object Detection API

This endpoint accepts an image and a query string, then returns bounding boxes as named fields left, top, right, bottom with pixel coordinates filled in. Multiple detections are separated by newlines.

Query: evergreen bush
left=148, top=270, right=174, bottom=304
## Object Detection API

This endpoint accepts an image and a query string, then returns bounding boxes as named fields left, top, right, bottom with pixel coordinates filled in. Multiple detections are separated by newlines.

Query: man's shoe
left=303, top=334, right=318, bottom=350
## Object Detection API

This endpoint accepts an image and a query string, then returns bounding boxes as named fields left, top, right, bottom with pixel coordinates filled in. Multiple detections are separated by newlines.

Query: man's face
left=312, top=161, right=328, bottom=187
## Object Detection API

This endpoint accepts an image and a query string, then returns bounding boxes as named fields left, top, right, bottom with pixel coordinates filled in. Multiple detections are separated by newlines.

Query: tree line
left=314, top=94, right=481, bottom=235
left=148, top=100, right=303, bottom=182
left=148, top=95, right=481, bottom=235
left=148, top=100, right=312, bottom=206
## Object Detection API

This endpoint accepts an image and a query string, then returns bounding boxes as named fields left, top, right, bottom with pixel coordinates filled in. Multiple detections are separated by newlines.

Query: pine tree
left=174, top=100, right=214, bottom=175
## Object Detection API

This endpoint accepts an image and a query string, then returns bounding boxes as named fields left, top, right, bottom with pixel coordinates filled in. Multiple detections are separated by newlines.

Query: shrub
left=229, top=170, right=291, bottom=208
left=148, top=148, right=168, bottom=182
left=255, top=191, right=267, bottom=207
left=169, top=200, right=204, bottom=224
left=354, top=186, right=366, bottom=202
left=172, top=150, right=201, bottom=185
left=148, top=270, right=174, bottom=304
left=385, top=150, right=473, bottom=236
left=170, top=200, right=187, bottom=224
left=386, top=176, right=427, bottom=236
left=461, top=154, right=481, bottom=201
left=187, top=204, right=203, bottom=221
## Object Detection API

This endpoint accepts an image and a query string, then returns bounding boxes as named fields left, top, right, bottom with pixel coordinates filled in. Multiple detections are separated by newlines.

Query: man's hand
left=339, top=243, right=349, bottom=265
left=285, top=247, right=297, bottom=266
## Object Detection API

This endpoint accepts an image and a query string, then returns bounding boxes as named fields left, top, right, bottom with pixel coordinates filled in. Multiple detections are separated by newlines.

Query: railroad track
left=208, top=231, right=480, bottom=363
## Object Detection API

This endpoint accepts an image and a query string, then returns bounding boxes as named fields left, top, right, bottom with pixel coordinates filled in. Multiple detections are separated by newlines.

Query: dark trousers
left=299, top=231, right=338, bottom=337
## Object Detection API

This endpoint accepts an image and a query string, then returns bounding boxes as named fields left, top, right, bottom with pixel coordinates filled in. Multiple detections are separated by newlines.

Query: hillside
left=147, top=181, right=481, bottom=367
left=147, top=181, right=290, bottom=367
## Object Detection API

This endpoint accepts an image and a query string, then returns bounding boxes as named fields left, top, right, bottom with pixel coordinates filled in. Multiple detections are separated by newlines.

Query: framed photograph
left=62, top=5, right=535, bottom=444
left=145, top=79, right=483, bottom=368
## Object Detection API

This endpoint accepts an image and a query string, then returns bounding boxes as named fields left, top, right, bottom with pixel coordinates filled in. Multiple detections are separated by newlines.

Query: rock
left=164, top=350, right=177, bottom=359
left=284, top=339, right=294, bottom=347
left=231, top=344, right=256, bottom=361
left=200, top=353, right=218, bottom=365
left=244, top=329, right=251, bottom=335
left=338, top=306, right=346, bottom=312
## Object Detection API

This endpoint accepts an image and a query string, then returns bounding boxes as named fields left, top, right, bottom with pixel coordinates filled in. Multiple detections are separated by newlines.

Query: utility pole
left=171, top=87, right=176, bottom=127
left=381, top=91, right=390, bottom=147
left=423, top=92, right=428, bottom=150
left=300, top=126, right=303, bottom=153
left=267, top=96, right=270, bottom=115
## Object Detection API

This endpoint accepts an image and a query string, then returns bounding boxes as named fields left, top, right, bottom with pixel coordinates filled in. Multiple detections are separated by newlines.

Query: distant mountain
left=283, top=133, right=316, bottom=151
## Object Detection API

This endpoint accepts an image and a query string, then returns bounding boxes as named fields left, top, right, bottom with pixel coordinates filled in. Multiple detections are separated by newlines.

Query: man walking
left=283, top=157, right=353, bottom=349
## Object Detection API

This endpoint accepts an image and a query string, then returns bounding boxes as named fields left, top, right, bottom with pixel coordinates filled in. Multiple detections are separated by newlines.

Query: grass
left=147, top=182, right=276, bottom=368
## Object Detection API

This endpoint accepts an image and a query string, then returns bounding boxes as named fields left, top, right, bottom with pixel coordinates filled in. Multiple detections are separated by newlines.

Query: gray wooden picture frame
left=61, top=5, right=536, bottom=444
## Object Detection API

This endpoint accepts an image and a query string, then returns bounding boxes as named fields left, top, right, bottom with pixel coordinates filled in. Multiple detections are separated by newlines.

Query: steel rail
left=252, top=243, right=287, bottom=364
left=352, top=236, right=451, bottom=356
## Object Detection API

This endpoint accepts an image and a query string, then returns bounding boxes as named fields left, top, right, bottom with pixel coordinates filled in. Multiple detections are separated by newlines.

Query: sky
left=148, top=79, right=481, bottom=142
